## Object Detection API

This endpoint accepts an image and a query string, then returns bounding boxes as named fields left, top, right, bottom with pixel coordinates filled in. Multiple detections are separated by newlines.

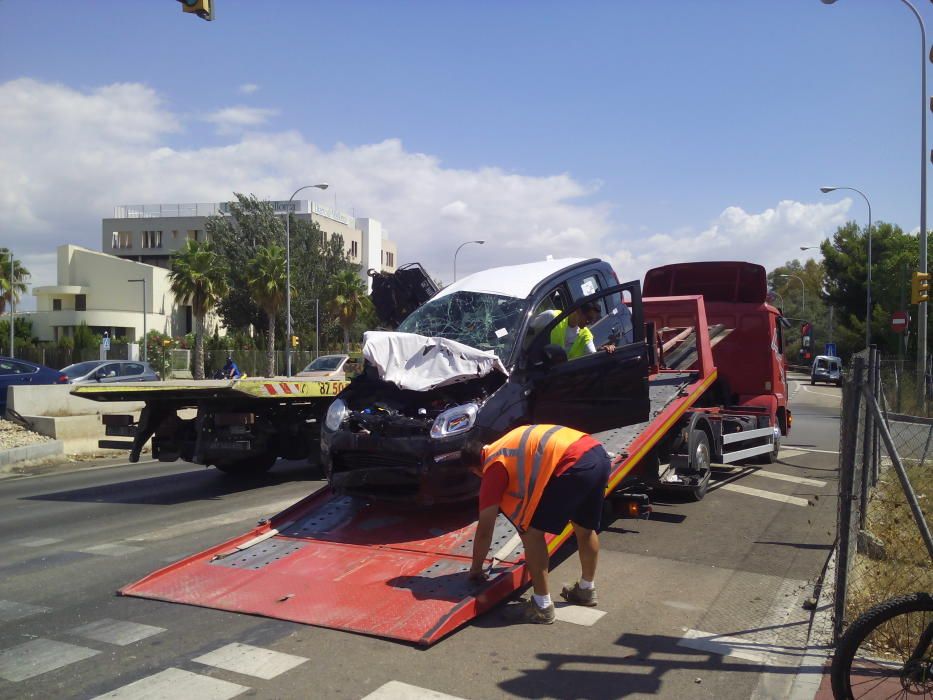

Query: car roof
left=432, top=258, right=595, bottom=301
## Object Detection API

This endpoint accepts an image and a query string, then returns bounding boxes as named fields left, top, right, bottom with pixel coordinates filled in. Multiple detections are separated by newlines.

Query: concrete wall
left=7, top=385, right=144, bottom=417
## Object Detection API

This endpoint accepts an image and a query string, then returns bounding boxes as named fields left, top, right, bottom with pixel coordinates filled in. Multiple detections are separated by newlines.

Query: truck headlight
left=325, top=398, right=348, bottom=432
left=430, top=403, right=478, bottom=439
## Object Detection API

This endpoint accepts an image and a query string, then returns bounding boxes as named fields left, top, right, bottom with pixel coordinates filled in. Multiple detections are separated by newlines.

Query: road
left=0, top=373, right=841, bottom=700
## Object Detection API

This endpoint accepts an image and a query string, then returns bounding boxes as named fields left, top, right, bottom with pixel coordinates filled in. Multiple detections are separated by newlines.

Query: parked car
left=296, top=354, right=353, bottom=380
left=0, top=357, right=69, bottom=414
left=811, top=355, right=842, bottom=386
left=61, top=360, right=160, bottom=384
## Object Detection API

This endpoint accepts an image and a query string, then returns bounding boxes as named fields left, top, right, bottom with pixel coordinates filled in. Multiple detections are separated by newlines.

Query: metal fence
left=834, top=347, right=933, bottom=641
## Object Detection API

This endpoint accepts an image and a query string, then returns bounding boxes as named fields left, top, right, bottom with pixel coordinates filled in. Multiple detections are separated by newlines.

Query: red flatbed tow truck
left=117, top=263, right=790, bottom=645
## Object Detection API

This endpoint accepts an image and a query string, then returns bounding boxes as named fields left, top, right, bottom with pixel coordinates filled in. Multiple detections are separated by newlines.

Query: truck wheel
left=686, top=430, right=711, bottom=502
left=213, top=453, right=277, bottom=476
left=758, top=432, right=780, bottom=464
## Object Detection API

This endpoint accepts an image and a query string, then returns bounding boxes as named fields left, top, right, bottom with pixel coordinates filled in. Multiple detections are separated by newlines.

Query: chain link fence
left=834, top=347, right=933, bottom=641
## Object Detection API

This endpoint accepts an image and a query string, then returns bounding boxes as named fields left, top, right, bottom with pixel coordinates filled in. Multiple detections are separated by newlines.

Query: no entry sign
left=891, top=310, right=909, bottom=334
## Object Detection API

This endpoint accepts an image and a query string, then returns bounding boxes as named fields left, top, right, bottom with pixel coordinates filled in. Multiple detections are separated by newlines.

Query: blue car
left=0, top=357, right=68, bottom=415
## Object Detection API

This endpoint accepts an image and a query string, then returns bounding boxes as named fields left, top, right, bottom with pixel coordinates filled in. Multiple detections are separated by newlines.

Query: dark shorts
left=529, top=445, right=611, bottom=535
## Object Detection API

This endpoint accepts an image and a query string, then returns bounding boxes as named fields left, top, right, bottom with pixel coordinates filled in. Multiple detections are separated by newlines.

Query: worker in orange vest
left=462, top=424, right=611, bottom=624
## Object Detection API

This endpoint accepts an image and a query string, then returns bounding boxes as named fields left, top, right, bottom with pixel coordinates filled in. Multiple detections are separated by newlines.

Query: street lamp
left=821, top=0, right=927, bottom=377
left=285, top=183, right=328, bottom=377
left=769, top=290, right=785, bottom=309
left=779, top=274, right=805, bottom=313
left=128, top=278, right=147, bottom=362
left=453, top=240, right=485, bottom=282
left=820, top=185, right=872, bottom=347
left=799, top=245, right=819, bottom=252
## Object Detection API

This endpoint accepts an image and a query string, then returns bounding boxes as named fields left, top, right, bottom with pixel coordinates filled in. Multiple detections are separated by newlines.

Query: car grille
left=334, top=450, right=422, bottom=473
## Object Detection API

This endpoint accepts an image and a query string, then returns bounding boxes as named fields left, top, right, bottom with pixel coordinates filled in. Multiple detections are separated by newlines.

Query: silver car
left=61, top=360, right=160, bottom=384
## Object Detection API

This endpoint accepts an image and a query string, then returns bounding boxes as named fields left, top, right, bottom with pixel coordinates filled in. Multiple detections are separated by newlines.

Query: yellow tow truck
left=73, top=377, right=347, bottom=476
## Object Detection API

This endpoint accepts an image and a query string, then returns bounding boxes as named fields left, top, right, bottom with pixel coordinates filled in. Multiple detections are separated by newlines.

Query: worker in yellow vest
left=462, top=424, right=611, bottom=624
left=531, top=301, right=615, bottom=359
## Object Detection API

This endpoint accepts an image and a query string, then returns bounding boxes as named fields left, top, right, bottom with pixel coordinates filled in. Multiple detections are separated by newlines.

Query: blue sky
left=1, top=0, right=930, bottom=308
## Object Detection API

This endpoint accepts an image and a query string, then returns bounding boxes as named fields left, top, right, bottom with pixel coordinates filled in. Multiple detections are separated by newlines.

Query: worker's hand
left=468, top=567, right=488, bottom=583
left=600, top=343, right=616, bottom=354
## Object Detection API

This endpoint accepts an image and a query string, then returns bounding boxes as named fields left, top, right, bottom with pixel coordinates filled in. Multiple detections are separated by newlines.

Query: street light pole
left=128, top=278, right=147, bottom=362
left=285, top=183, right=328, bottom=377
left=453, top=240, right=485, bottom=282
left=820, top=186, right=872, bottom=348
left=821, top=0, right=927, bottom=374
left=780, top=274, right=806, bottom=314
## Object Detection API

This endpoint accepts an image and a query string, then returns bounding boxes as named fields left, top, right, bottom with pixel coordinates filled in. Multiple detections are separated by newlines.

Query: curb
left=0, top=440, right=65, bottom=469
left=787, top=547, right=837, bottom=700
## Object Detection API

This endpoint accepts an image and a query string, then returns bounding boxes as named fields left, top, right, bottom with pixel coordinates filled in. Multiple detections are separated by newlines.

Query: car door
left=525, top=280, right=650, bottom=434
left=121, top=362, right=146, bottom=382
left=97, top=363, right=122, bottom=383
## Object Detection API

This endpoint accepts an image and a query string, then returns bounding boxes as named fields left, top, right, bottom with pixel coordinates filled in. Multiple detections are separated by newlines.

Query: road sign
left=891, top=311, right=910, bottom=334
left=824, top=343, right=837, bottom=357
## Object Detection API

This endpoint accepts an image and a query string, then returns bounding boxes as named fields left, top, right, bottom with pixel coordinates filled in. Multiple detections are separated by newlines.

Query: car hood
left=362, top=331, right=508, bottom=392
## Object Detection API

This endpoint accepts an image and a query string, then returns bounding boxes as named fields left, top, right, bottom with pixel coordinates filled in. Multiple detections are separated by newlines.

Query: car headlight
left=325, top=398, right=348, bottom=432
left=430, top=402, right=478, bottom=439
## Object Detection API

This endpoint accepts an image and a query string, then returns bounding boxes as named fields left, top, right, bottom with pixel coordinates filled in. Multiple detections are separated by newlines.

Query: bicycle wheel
left=831, top=592, right=933, bottom=699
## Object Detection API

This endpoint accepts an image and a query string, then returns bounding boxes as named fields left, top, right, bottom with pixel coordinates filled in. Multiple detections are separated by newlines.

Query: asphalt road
left=0, top=373, right=841, bottom=700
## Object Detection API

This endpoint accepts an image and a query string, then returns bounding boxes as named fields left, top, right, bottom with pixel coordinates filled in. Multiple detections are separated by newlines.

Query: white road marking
left=78, top=543, right=144, bottom=557
left=718, top=483, right=810, bottom=507
left=678, top=629, right=798, bottom=667
left=0, top=639, right=100, bottom=682
left=69, top=618, right=166, bottom=646
left=92, top=667, right=249, bottom=699
left=799, top=384, right=841, bottom=398
left=554, top=603, right=606, bottom=626
left=362, top=681, right=468, bottom=700
left=192, top=642, right=308, bottom=680
left=13, top=537, right=63, bottom=547
left=751, top=470, right=826, bottom=487
left=127, top=497, right=299, bottom=543
left=783, top=446, right=839, bottom=456
left=0, top=600, right=50, bottom=623
left=777, top=448, right=806, bottom=459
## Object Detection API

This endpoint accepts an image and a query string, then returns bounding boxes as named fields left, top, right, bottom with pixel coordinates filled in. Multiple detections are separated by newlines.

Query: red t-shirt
left=478, top=434, right=601, bottom=511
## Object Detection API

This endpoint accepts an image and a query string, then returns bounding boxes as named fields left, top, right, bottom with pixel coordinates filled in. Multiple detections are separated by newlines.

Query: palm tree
left=0, top=249, right=29, bottom=316
left=328, top=269, right=370, bottom=352
left=169, top=240, right=227, bottom=379
left=247, top=245, right=287, bottom=377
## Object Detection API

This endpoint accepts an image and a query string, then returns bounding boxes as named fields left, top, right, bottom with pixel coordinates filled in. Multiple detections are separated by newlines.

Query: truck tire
left=686, top=429, right=711, bottom=502
left=758, top=431, right=780, bottom=464
left=213, top=453, right=277, bottom=476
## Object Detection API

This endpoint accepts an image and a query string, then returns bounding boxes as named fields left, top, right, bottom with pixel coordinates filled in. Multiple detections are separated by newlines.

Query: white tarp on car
left=362, top=331, right=508, bottom=391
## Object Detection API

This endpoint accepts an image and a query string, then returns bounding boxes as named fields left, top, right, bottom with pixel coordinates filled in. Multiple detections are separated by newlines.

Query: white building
left=30, top=245, right=219, bottom=343
left=101, top=199, right=398, bottom=292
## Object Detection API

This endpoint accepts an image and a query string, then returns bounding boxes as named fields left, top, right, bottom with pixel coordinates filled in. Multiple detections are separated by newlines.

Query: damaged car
left=322, top=257, right=651, bottom=505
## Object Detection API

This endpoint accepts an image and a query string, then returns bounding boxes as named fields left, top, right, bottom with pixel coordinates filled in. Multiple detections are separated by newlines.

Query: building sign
left=311, top=202, right=354, bottom=226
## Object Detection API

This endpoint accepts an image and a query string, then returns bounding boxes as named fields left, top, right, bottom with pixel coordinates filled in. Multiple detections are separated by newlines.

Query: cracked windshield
left=396, top=291, right=527, bottom=360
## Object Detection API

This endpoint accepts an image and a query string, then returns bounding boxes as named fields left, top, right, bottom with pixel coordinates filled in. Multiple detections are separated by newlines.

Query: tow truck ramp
left=120, top=371, right=711, bottom=645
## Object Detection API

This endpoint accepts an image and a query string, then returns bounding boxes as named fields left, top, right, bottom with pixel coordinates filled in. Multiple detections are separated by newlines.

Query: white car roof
left=433, top=258, right=590, bottom=301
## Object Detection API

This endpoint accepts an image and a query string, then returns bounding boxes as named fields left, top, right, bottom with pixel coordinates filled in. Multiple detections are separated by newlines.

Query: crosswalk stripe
left=192, top=642, right=308, bottom=680
left=554, top=603, right=606, bottom=626
left=78, top=543, right=143, bottom=557
left=718, top=483, right=811, bottom=507
left=13, top=537, right=63, bottom=548
left=678, top=629, right=798, bottom=667
left=92, top=667, right=249, bottom=699
left=0, top=599, right=50, bottom=623
left=362, top=681, right=468, bottom=700
left=69, top=618, right=166, bottom=646
left=0, top=639, right=99, bottom=683
left=127, top=497, right=298, bottom=543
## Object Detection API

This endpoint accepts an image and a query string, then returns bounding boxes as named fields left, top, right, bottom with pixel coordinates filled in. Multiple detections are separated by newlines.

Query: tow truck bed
left=119, top=369, right=714, bottom=645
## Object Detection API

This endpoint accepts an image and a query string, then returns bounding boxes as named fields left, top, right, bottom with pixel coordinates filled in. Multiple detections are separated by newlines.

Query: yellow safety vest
left=549, top=318, right=594, bottom=359
left=482, top=424, right=588, bottom=530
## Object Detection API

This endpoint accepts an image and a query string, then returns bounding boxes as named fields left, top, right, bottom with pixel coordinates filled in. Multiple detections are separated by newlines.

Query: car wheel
left=686, top=430, right=711, bottom=502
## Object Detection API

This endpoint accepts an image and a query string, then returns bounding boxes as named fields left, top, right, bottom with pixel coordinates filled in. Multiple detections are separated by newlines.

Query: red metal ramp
left=119, top=488, right=531, bottom=646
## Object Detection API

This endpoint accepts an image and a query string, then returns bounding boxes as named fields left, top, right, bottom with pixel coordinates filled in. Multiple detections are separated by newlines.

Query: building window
left=52, top=299, right=62, bottom=311
left=187, top=230, right=199, bottom=242
left=142, top=230, right=163, bottom=249
left=75, top=294, right=87, bottom=311
left=386, top=252, right=394, bottom=267
left=112, top=231, right=133, bottom=249
left=350, top=241, right=359, bottom=258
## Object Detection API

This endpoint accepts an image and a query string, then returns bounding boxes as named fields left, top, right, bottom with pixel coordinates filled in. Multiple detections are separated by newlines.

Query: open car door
left=525, top=280, right=650, bottom=434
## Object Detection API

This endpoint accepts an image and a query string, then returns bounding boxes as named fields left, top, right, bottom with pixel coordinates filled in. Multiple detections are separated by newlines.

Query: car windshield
left=397, top=291, right=527, bottom=361
left=61, top=361, right=103, bottom=378
left=303, top=356, right=345, bottom=372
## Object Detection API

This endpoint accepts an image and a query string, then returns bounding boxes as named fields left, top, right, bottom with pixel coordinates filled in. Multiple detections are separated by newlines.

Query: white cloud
left=1, top=78, right=852, bottom=312
left=238, top=83, right=260, bottom=95
left=203, top=105, right=278, bottom=133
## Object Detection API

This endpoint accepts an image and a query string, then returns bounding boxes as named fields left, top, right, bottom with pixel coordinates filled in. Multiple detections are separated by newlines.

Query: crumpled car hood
left=362, top=331, right=508, bottom=392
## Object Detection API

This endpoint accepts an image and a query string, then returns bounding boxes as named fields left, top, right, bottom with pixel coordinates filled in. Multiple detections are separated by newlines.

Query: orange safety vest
left=481, top=424, right=588, bottom=530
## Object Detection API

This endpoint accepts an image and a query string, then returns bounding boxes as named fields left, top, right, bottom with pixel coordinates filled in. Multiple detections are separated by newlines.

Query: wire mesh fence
left=834, top=348, right=933, bottom=641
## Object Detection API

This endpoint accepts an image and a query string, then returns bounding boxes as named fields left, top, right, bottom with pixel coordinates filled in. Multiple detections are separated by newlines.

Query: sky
left=1, top=0, right=930, bottom=311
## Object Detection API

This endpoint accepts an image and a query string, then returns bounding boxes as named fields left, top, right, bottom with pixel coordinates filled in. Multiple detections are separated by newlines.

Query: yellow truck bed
left=72, top=378, right=349, bottom=403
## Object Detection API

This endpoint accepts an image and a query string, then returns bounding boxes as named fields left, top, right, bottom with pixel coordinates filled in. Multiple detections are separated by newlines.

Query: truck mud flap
left=119, top=487, right=551, bottom=646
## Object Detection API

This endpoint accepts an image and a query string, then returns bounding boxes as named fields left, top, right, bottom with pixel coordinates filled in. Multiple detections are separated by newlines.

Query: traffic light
left=290, top=335, right=299, bottom=348
left=799, top=322, right=813, bottom=361
left=912, top=271, right=930, bottom=305
left=177, top=0, right=213, bottom=21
